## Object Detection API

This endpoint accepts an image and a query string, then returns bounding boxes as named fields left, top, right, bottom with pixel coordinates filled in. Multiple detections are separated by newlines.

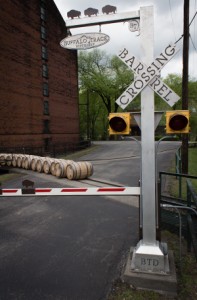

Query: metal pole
left=155, top=136, right=178, bottom=236
left=161, top=204, right=197, bottom=267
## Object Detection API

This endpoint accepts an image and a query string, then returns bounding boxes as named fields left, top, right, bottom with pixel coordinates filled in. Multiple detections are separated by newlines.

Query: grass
left=0, top=171, right=22, bottom=184
left=189, top=147, right=197, bottom=190
left=108, top=231, right=197, bottom=300
left=58, top=144, right=99, bottom=160
left=189, top=148, right=197, bottom=175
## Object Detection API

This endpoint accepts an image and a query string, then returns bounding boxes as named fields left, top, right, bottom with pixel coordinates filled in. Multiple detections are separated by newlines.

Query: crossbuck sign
left=116, top=44, right=180, bottom=109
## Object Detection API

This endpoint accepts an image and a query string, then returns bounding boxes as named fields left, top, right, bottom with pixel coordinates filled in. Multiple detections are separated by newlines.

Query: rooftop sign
left=60, top=32, right=110, bottom=50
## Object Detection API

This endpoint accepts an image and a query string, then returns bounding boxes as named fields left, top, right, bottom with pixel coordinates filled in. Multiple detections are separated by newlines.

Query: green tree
left=78, top=49, right=133, bottom=114
left=79, top=89, right=108, bottom=140
left=188, top=78, right=197, bottom=140
left=78, top=49, right=134, bottom=139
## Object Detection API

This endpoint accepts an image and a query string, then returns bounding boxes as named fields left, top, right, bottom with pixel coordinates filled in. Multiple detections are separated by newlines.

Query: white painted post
left=131, top=6, right=169, bottom=273
left=140, top=6, right=156, bottom=244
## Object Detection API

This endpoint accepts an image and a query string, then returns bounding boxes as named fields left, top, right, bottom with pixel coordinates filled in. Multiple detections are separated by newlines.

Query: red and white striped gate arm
left=0, top=187, right=140, bottom=197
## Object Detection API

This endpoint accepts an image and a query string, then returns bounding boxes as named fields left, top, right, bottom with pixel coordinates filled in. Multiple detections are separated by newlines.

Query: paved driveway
left=0, top=141, right=180, bottom=300
left=0, top=144, right=139, bottom=300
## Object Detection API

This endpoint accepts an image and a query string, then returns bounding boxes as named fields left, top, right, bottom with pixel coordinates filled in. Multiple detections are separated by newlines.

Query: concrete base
left=131, top=240, right=170, bottom=273
left=122, top=248, right=177, bottom=296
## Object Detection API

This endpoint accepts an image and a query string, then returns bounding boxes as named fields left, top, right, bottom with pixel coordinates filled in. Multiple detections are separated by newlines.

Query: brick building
left=0, top=0, right=79, bottom=153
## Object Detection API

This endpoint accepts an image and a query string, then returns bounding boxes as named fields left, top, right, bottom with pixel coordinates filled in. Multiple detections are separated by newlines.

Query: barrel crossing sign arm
left=116, top=44, right=180, bottom=109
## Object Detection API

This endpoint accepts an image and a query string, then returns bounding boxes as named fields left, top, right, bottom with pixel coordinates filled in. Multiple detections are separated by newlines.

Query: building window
left=42, top=64, right=48, bottom=78
left=41, top=46, right=48, bottom=60
left=43, top=120, right=50, bottom=133
left=44, top=101, right=49, bottom=115
left=43, top=82, right=49, bottom=96
left=41, top=26, right=47, bottom=40
left=40, top=7, right=47, bottom=21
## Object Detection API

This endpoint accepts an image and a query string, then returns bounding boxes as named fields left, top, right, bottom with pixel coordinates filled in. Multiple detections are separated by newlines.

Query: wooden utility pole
left=181, top=0, right=190, bottom=174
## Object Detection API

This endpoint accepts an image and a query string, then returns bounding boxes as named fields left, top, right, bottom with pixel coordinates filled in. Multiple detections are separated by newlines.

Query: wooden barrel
left=43, top=158, right=55, bottom=174
left=0, top=154, right=7, bottom=166
left=17, top=154, right=24, bottom=168
left=66, top=161, right=93, bottom=180
left=23, top=155, right=33, bottom=170
left=12, top=154, right=18, bottom=167
left=0, top=153, right=6, bottom=166
left=50, top=159, right=60, bottom=176
left=6, top=154, right=13, bottom=166
left=54, top=159, right=73, bottom=178
left=31, top=156, right=39, bottom=171
left=36, top=157, right=45, bottom=173
left=21, top=155, right=27, bottom=169
left=0, top=153, right=12, bottom=166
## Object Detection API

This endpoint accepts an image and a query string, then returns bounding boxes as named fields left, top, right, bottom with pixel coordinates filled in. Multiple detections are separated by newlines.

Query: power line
left=189, top=10, right=197, bottom=26
left=190, top=34, right=197, bottom=51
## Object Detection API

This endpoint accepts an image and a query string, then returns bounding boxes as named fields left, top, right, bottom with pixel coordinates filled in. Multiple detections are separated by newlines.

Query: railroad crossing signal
left=165, top=110, right=190, bottom=133
left=108, top=112, right=131, bottom=135
left=65, top=4, right=186, bottom=277
left=116, top=44, right=180, bottom=109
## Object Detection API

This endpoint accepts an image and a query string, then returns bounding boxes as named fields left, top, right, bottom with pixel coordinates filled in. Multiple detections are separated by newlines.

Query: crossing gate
left=0, top=186, right=140, bottom=197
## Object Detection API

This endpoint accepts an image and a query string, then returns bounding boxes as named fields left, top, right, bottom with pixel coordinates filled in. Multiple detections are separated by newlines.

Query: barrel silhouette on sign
left=66, top=161, right=93, bottom=180
left=55, top=159, right=73, bottom=178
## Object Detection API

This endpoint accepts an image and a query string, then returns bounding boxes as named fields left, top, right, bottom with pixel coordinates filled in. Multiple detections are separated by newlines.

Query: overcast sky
left=54, top=0, right=197, bottom=79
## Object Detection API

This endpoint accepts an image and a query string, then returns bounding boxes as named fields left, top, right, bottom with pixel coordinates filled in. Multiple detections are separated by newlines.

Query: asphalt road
left=82, top=140, right=181, bottom=186
left=0, top=141, right=180, bottom=300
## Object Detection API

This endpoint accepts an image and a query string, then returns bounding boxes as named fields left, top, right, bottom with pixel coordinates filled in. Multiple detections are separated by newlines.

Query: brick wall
left=0, top=0, right=79, bottom=150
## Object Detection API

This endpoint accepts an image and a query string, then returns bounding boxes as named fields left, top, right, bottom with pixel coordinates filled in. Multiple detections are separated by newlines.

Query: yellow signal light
left=108, top=112, right=131, bottom=135
left=165, top=110, right=190, bottom=134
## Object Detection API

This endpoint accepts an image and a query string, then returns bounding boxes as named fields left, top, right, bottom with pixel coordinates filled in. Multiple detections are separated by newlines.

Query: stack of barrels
left=0, top=153, right=93, bottom=180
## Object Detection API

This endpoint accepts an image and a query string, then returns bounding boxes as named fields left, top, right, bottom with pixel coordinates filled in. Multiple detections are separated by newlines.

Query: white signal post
left=130, top=6, right=168, bottom=272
